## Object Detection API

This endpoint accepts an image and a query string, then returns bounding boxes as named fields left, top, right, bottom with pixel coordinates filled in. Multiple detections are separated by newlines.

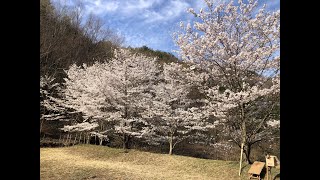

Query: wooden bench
left=248, top=161, right=265, bottom=180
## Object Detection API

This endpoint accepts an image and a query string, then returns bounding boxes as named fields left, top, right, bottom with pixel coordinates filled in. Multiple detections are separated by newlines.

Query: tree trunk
left=122, top=132, right=126, bottom=150
left=73, top=134, right=77, bottom=145
left=64, top=134, right=68, bottom=143
left=67, top=134, right=70, bottom=144
left=63, top=134, right=66, bottom=144
left=86, top=133, right=90, bottom=144
left=99, top=138, right=103, bottom=146
left=69, top=134, right=72, bottom=144
left=66, top=134, right=69, bottom=144
left=79, top=132, right=82, bottom=144
left=40, top=118, right=45, bottom=135
left=126, top=135, right=130, bottom=149
left=244, top=144, right=252, bottom=164
left=239, top=104, right=247, bottom=176
left=169, top=134, right=173, bottom=155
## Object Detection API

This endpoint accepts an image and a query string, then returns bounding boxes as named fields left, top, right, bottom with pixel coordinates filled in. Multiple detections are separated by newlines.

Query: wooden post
left=239, top=142, right=244, bottom=176
left=265, top=165, right=273, bottom=180
left=266, top=165, right=269, bottom=180
left=267, top=165, right=272, bottom=180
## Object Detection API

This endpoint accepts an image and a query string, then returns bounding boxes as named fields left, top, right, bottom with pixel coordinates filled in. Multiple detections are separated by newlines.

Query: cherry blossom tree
left=175, top=0, right=279, bottom=168
left=63, top=49, right=160, bottom=149
left=40, top=75, right=68, bottom=134
left=143, top=63, right=212, bottom=155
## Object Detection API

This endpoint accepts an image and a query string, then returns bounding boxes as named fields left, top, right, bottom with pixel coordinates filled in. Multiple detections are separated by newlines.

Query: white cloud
left=143, top=10, right=165, bottom=23
left=80, top=0, right=164, bottom=18
left=265, top=0, right=280, bottom=10
left=144, top=0, right=189, bottom=23
left=53, top=0, right=193, bottom=23
left=84, top=0, right=120, bottom=15
left=191, top=0, right=207, bottom=11
left=124, top=0, right=157, bottom=11
left=51, top=0, right=76, bottom=7
left=254, top=0, right=279, bottom=15
left=165, top=0, right=189, bottom=18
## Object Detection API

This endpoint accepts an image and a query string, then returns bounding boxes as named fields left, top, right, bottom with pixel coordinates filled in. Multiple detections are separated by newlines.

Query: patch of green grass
left=40, top=144, right=280, bottom=180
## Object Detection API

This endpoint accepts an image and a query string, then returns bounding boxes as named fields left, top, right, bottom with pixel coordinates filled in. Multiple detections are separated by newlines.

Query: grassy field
left=40, top=144, right=280, bottom=180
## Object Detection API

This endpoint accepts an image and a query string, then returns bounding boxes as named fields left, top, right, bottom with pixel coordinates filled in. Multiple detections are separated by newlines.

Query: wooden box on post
left=266, top=155, right=277, bottom=167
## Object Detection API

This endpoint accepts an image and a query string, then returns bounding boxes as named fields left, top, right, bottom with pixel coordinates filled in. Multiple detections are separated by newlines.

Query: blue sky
left=52, top=0, right=279, bottom=57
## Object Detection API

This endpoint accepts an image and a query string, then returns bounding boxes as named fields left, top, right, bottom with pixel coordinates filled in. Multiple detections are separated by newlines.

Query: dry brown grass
left=40, top=144, right=280, bottom=180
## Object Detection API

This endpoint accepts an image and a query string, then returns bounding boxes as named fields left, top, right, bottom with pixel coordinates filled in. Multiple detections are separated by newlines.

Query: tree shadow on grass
left=259, top=168, right=280, bottom=180
left=241, top=163, right=249, bottom=172
left=239, top=163, right=249, bottom=176
left=260, top=168, right=267, bottom=179
left=273, top=173, right=280, bottom=180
